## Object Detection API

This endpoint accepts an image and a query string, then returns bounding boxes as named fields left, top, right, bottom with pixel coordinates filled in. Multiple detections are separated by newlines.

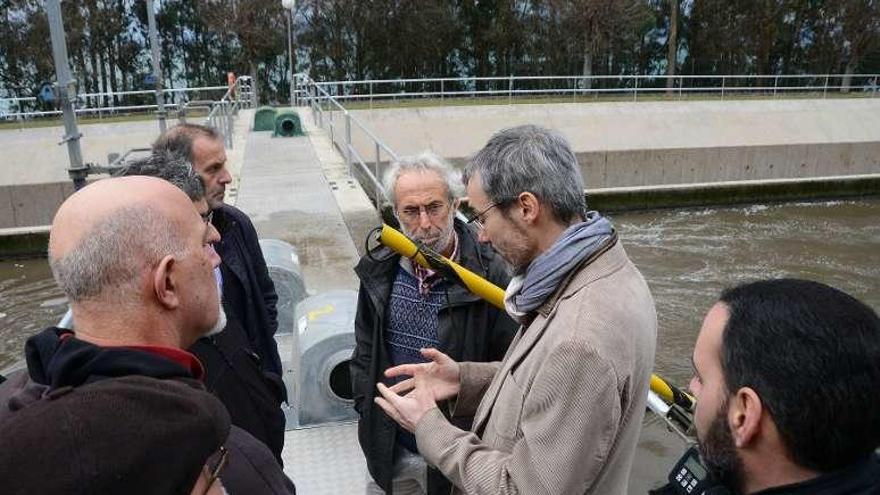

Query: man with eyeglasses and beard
left=351, top=152, right=518, bottom=495
left=671, top=279, right=880, bottom=494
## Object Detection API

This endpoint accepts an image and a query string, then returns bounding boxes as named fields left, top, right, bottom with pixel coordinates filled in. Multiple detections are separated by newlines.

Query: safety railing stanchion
left=345, top=113, right=353, bottom=174
left=374, top=143, right=381, bottom=205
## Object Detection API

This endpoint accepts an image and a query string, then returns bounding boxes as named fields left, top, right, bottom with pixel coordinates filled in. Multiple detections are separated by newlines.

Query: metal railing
left=0, top=85, right=237, bottom=120
left=299, top=74, right=398, bottom=207
left=309, top=73, right=880, bottom=107
left=296, top=72, right=880, bottom=208
left=203, top=76, right=255, bottom=149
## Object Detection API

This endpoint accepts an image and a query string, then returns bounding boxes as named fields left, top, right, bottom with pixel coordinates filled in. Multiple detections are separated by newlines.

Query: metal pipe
left=45, top=0, right=86, bottom=190
left=287, top=9, right=295, bottom=106
left=146, top=0, right=166, bottom=133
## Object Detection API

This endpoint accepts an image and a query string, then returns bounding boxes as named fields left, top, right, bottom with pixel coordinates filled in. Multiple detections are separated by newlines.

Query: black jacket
left=651, top=454, right=880, bottom=495
left=0, top=327, right=296, bottom=495
left=190, top=309, right=287, bottom=465
left=351, top=220, right=519, bottom=494
left=752, top=454, right=880, bottom=494
left=213, top=204, right=283, bottom=378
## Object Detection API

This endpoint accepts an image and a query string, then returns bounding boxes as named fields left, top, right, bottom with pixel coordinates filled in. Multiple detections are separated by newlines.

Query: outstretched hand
left=374, top=348, right=461, bottom=433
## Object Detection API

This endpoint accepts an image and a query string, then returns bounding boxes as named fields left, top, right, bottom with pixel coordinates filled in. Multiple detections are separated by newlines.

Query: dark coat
left=213, top=204, right=283, bottom=379
left=0, top=327, right=296, bottom=495
left=190, top=309, right=287, bottom=465
left=350, top=220, right=519, bottom=494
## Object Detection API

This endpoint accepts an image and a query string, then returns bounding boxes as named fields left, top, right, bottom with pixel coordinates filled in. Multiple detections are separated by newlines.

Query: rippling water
left=0, top=259, right=66, bottom=371
left=614, top=198, right=880, bottom=491
left=1, top=198, right=878, bottom=491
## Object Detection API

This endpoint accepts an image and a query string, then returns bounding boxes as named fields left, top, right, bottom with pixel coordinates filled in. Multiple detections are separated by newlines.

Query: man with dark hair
left=352, top=152, right=517, bottom=494
left=374, top=125, right=657, bottom=494
left=118, top=151, right=287, bottom=465
left=153, top=123, right=281, bottom=375
left=685, top=278, right=880, bottom=494
left=153, top=123, right=286, bottom=460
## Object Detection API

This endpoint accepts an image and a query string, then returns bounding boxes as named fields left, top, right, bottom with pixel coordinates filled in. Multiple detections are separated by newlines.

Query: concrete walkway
left=231, top=109, right=377, bottom=493
left=233, top=108, right=377, bottom=295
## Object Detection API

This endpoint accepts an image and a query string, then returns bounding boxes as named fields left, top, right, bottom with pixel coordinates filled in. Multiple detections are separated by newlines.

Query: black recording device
left=651, top=445, right=730, bottom=495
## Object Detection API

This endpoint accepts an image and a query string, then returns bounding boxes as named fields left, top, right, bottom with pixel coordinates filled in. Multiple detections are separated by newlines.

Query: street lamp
left=281, top=0, right=296, bottom=106
left=146, top=0, right=166, bottom=132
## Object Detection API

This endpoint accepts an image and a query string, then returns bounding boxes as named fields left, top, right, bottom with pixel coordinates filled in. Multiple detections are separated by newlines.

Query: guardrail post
left=721, top=76, right=725, bottom=100
left=823, top=75, right=829, bottom=98
left=441, top=80, right=445, bottom=101
left=329, top=111, right=334, bottom=143
left=226, top=102, right=234, bottom=149
left=773, top=75, right=778, bottom=97
left=369, top=81, right=374, bottom=110
left=633, top=77, right=638, bottom=101
left=345, top=112, right=353, bottom=174
left=374, top=143, right=381, bottom=204
left=679, top=76, right=683, bottom=99
left=508, top=75, right=513, bottom=105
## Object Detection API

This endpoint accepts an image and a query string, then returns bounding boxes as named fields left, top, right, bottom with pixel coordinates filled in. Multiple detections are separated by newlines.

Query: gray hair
left=152, top=123, right=222, bottom=163
left=382, top=151, right=464, bottom=207
left=49, top=206, right=188, bottom=303
left=116, top=150, right=205, bottom=202
left=464, top=125, right=586, bottom=223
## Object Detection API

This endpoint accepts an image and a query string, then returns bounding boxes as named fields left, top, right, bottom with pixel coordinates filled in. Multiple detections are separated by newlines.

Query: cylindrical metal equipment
left=259, top=239, right=306, bottom=336
left=290, top=290, right=358, bottom=428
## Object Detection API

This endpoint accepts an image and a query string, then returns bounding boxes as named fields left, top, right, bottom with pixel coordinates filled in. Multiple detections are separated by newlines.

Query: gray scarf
left=504, top=211, right=614, bottom=322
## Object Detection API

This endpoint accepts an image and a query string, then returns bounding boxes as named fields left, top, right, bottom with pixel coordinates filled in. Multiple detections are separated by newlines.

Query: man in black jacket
left=351, top=152, right=518, bottom=495
left=681, top=279, right=880, bottom=494
left=153, top=124, right=287, bottom=462
left=0, top=177, right=295, bottom=494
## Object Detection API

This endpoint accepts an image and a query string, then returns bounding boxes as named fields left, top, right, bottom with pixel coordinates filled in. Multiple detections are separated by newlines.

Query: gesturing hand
left=373, top=348, right=461, bottom=433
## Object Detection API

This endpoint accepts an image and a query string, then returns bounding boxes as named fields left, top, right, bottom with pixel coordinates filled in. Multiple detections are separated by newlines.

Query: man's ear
left=728, top=386, right=763, bottom=448
left=153, top=254, right=180, bottom=310
left=517, top=192, right=540, bottom=224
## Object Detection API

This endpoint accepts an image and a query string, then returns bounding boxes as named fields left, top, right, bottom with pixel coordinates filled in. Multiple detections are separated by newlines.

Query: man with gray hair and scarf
left=351, top=151, right=518, bottom=494
left=375, top=125, right=657, bottom=494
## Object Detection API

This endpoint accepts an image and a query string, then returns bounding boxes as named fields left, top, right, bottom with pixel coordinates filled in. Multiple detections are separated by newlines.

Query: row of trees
left=2, top=0, right=879, bottom=106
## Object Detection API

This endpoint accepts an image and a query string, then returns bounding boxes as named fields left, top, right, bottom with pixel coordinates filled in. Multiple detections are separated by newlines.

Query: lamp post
left=45, top=0, right=86, bottom=190
left=146, top=0, right=166, bottom=132
left=281, top=0, right=296, bottom=106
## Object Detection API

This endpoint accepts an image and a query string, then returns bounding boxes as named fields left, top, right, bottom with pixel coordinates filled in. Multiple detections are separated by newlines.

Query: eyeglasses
left=466, top=202, right=501, bottom=230
left=202, top=446, right=229, bottom=495
left=200, top=210, right=216, bottom=246
left=397, top=202, right=449, bottom=221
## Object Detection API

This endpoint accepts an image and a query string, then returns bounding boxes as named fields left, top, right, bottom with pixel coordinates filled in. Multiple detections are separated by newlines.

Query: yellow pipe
left=379, top=224, right=507, bottom=308
left=378, top=223, right=694, bottom=411
left=650, top=374, right=676, bottom=404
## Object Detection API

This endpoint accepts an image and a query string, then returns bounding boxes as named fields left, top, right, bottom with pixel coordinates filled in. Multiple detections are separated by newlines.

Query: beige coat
left=416, top=241, right=657, bottom=494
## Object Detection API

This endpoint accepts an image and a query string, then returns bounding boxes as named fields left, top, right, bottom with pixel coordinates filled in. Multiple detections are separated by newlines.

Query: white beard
left=205, top=303, right=227, bottom=337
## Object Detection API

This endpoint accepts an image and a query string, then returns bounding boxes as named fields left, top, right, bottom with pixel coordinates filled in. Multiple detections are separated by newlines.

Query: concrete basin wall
left=342, top=99, right=880, bottom=188
left=0, top=120, right=161, bottom=229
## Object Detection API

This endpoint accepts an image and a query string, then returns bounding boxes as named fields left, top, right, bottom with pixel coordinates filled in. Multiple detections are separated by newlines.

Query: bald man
left=0, top=177, right=296, bottom=494
left=46, top=176, right=224, bottom=348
